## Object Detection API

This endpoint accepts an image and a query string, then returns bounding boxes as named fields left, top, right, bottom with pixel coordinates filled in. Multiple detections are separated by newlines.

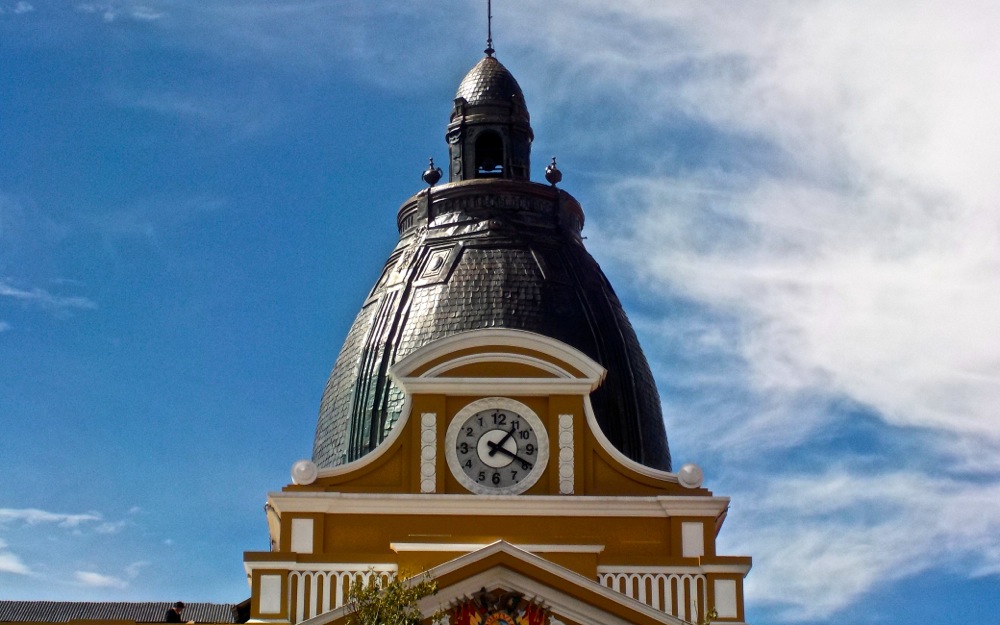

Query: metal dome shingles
left=312, top=182, right=671, bottom=472
left=455, top=56, right=526, bottom=108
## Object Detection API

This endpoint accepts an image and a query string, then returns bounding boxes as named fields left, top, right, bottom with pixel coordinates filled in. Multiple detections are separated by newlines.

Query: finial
left=422, top=157, right=443, bottom=187
left=484, top=0, right=495, bottom=57
left=544, top=156, right=562, bottom=186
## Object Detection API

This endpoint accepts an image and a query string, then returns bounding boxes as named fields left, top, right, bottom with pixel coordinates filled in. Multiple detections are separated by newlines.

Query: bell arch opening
left=474, top=131, right=505, bottom=178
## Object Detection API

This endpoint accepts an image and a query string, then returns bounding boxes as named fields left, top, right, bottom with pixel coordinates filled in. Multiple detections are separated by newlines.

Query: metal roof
left=0, top=602, right=241, bottom=624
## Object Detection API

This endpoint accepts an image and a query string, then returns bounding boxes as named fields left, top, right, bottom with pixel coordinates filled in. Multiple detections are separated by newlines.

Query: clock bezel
left=444, top=397, right=550, bottom=495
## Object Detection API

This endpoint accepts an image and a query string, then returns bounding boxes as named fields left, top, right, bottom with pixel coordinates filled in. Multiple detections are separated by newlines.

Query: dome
left=311, top=56, right=671, bottom=472
left=455, top=56, right=528, bottom=114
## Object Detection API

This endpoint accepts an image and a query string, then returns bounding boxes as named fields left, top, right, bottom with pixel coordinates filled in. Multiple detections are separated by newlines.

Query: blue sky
left=2, top=2, right=999, bottom=624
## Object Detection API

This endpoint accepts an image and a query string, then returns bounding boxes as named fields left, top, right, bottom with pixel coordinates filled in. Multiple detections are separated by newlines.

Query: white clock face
left=445, top=397, right=549, bottom=495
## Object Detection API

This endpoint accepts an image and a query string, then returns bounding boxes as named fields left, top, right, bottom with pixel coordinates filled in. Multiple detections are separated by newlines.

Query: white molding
left=398, top=378, right=600, bottom=396
left=390, top=542, right=605, bottom=553
left=558, top=414, right=574, bottom=495
left=267, top=492, right=730, bottom=518
left=244, top=561, right=397, bottom=574
left=423, top=352, right=574, bottom=379
left=420, top=413, right=437, bottom=493
left=700, top=563, right=753, bottom=575
left=313, top=395, right=414, bottom=480
left=582, top=397, right=682, bottom=484
left=596, top=565, right=707, bottom=575
left=389, top=329, right=608, bottom=383
left=444, top=397, right=550, bottom=496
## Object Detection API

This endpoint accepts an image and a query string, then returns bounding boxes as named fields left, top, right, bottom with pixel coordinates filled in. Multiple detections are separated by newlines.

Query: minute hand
left=487, top=426, right=517, bottom=457
left=486, top=441, right=533, bottom=468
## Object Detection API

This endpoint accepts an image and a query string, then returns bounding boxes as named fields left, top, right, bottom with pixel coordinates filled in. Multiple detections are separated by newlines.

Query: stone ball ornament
left=291, top=459, right=318, bottom=485
left=677, top=463, right=704, bottom=489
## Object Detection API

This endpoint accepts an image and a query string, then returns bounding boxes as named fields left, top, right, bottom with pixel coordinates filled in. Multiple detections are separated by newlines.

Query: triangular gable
left=301, top=542, right=690, bottom=625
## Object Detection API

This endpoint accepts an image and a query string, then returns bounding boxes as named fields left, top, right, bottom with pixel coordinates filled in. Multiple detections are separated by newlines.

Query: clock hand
left=486, top=440, right=533, bottom=468
left=487, top=425, right=517, bottom=457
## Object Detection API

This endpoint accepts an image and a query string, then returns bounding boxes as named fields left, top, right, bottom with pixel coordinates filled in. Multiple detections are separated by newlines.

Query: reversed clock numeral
left=519, top=430, right=529, bottom=440
left=465, top=427, right=474, bottom=437
left=458, top=442, right=470, bottom=454
left=478, top=471, right=486, bottom=482
left=492, top=411, right=507, bottom=425
left=511, top=470, right=518, bottom=481
left=464, top=459, right=472, bottom=468
left=525, top=443, right=535, bottom=455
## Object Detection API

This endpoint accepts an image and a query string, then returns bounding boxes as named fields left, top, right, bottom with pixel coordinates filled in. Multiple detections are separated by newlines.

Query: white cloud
left=125, top=561, right=149, bottom=579
left=0, top=280, right=97, bottom=312
left=0, top=508, right=102, bottom=528
left=95, top=521, right=129, bottom=535
left=74, top=571, right=128, bottom=589
left=0, top=539, right=32, bottom=576
left=13, top=1, right=33, bottom=14
left=727, top=469, right=1000, bottom=619
left=0, top=321, right=10, bottom=332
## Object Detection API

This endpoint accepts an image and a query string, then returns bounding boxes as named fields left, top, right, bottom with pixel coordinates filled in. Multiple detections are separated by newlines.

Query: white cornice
left=397, top=378, right=601, bottom=396
left=390, top=542, right=605, bottom=553
left=389, top=329, right=608, bottom=383
left=267, top=492, right=729, bottom=518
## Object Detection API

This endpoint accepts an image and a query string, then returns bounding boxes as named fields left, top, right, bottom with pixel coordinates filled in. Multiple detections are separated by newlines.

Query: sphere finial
left=422, top=157, right=443, bottom=187
left=544, top=156, right=562, bottom=186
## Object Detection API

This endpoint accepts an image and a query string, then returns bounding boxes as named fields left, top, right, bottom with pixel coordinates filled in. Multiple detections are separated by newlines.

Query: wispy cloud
left=730, top=469, right=1000, bottom=620
left=0, top=280, right=97, bottom=312
left=0, top=508, right=102, bottom=528
left=0, top=321, right=10, bottom=332
left=74, top=570, right=128, bottom=589
left=0, top=539, right=32, bottom=576
left=74, top=2, right=164, bottom=23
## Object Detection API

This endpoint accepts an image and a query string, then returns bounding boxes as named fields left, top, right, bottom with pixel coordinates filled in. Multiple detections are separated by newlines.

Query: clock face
left=445, top=397, right=549, bottom=495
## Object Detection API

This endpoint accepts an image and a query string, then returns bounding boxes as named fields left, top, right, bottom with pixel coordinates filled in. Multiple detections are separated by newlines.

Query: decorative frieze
left=558, top=414, right=574, bottom=494
left=420, top=413, right=438, bottom=493
left=597, top=569, right=707, bottom=624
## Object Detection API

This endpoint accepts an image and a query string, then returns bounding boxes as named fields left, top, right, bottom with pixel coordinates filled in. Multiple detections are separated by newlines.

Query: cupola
left=447, top=55, right=534, bottom=181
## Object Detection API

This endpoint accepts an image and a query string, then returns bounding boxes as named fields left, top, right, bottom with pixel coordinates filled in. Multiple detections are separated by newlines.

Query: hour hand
left=487, top=426, right=517, bottom=457
left=486, top=440, right=533, bottom=468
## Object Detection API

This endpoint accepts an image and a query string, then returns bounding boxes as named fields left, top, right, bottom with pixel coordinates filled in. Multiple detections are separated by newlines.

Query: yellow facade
left=244, top=330, right=750, bottom=625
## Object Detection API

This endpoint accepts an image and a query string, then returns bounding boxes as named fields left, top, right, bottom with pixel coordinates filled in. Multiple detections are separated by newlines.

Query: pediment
left=301, top=541, right=689, bottom=625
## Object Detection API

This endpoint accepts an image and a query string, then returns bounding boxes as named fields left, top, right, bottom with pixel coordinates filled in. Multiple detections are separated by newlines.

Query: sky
left=1, top=1, right=998, bottom=623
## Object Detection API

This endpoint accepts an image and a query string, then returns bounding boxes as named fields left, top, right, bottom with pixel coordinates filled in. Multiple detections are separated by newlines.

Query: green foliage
left=346, top=573, right=439, bottom=625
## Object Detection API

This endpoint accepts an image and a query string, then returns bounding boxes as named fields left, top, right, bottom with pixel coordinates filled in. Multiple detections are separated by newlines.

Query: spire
left=485, top=0, right=495, bottom=57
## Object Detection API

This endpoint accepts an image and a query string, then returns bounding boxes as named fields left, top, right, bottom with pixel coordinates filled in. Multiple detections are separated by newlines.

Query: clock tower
left=244, top=47, right=751, bottom=625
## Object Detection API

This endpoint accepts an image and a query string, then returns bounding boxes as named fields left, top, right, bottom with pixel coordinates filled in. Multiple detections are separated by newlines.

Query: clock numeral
left=478, top=471, right=486, bottom=482
left=463, top=459, right=472, bottom=468
left=492, top=472, right=501, bottom=485
left=511, top=470, right=518, bottom=481
left=477, top=416, right=483, bottom=426
left=521, top=461, right=530, bottom=470
left=465, top=427, right=475, bottom=437
left=458, top=442, right=470, bottom=454
left=519, top=430, right=529, bottom=440
left=511, top=420, right=520, bottom=430
left=525, top=443, right=535, bottom=456
left=492, top=412, right=507, bottom=425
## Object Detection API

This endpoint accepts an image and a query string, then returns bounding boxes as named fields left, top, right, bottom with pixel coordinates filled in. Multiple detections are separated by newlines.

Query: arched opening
left=474, top=131, right=505, bottom=178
